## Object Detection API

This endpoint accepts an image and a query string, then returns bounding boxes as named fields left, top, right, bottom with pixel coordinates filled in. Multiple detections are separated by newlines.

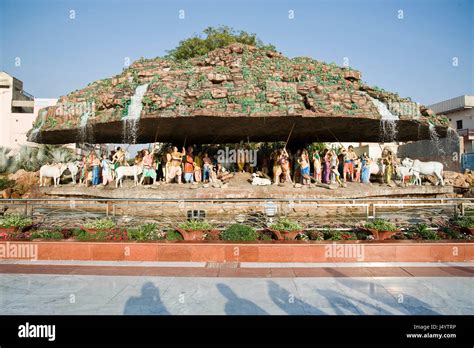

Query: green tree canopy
left=166, top=26, right=276, bottom=60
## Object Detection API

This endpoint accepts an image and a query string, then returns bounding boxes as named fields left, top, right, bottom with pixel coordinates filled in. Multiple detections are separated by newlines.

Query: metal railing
left=1, top=197, right=473, bottom=219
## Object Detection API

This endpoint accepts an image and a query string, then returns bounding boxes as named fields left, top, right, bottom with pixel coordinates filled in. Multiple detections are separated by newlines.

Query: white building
left=0, top=71, right=57, bottom=150
left=429, top=95, right=474, bottom=153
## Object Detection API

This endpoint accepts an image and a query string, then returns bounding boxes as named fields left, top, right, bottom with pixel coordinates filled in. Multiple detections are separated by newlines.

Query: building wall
left=0, top=72, right=57, bottom=150
left=448, top=108, right=474, bottom=130
left=397, top=136, right=463, bottom=172
left=0, top=72, right=14, bottom=149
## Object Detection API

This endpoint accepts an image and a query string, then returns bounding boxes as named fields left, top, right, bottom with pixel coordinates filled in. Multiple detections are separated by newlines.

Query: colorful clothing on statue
left=203, top=164, right=211, bottom=181
left=92, top=165, right=100, bottom=185
left=330, top=157, right=338, bottom=183
left=385, top=164, right=393, bottom=184
left=361, top=158, right=370, bottom=183
left=300, top=165, right=310, bottom=176
left=142, top=154, right=157, bottom=180
left=184, top=155, right=194, bottom=183
left=343, top=160, right=353, bottom=175
left=322, top=159, right=331, bottom=184
left=101, top=159, right=113, bottom=185
left=143, top=167, right=157, bottom=179
left=193, top=155, right=202, bottom=182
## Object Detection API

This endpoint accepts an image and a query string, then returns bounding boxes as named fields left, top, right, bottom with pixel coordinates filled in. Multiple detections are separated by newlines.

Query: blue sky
left=0, top=0, right=472, bottom=105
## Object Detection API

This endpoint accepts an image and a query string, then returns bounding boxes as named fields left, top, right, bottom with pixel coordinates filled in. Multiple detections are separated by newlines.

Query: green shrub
left=439, top=226, right=465, bottom=240
left=295, top=233, right=309, bottom=241
left=128, top=223, right=165, bottom=241
left=74, top=230, right=107, bottom=241
left=166, top=230, right=184, bottom=241
left=73, top=228, right=127, bottom=241
left=83, top=219, right=116, bottom=230
left=451, top=216, right=474, bottom=229
left=270, top=218, right=303, bottom=231
left=307, top=230, right=324, bottom=240
left=30, top=230, right=63, bottom=240
left=260, top=233, right=273, bottom=241
left=0, top=177, right=15, bottom=190
left=221, top=224, right=258, bottom=241
left=408, top=223, right=440, bottom=240
left=323, top=230, right=357, bottom=240
left=178, top=219, right=214, bottom=230
left=0, top=214, right=33, bottom=229
left=364, top=219, right=397, bottom=232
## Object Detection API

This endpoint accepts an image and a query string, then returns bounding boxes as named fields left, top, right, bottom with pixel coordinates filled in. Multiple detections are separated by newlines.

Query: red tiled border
left=0, top=264, right=472, bottom=278
left=0, top=241, right=473, bottom=263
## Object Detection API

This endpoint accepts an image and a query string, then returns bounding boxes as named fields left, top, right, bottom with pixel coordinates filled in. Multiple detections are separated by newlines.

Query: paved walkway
left=0, top=261, right=472, bottom=315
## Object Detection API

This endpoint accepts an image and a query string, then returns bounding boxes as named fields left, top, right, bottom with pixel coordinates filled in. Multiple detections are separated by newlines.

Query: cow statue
left=39, top=163, right=68, bottom=187
left=395, top=165, right=421, bottom=185
left=251, top=173, right=272, bottom=186
left=66, top=161, right=80, bottom=184
left=401, top=158, right=444, bottom=186
left=115, top=165, right=143, bottom=188
left=370, top=161, right=385, bottom=176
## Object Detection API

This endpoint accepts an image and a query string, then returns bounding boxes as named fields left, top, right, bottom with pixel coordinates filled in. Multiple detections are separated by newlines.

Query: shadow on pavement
left=123, top=282, right=170, bottom=315
left=217, top=283, right=268, bottom=315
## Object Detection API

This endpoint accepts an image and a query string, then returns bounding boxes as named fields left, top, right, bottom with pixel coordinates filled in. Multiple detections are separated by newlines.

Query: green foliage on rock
left=0, top=147, right=16, bottom=173
left=0, top=145, right=76, bottom=173
left=166, top=26, right=275, bottom=61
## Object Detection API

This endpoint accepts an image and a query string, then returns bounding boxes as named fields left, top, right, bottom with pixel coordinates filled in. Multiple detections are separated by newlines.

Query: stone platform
left=41, top=173, right=455, bottom=200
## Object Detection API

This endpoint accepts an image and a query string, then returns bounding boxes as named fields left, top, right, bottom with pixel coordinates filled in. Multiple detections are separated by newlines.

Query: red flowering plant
left=104, top=228, right=129, bottom=241
left=204, top=229, right=221, bottom=240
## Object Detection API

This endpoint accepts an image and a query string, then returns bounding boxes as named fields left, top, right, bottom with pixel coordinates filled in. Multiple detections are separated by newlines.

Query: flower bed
left=0, top=214, right=33, bottom=240
left=1, top=217, right=472, bottom=243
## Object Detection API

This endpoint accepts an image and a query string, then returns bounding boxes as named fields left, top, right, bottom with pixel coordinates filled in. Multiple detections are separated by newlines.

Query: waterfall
left=78, top=110, right=94, bottom=143
left=446, top=126, right=459, bottom=144
left=30, top=110, right=47, bottom=142
left=122, top=83, right=149, bottom=144
left=368, top=96, right=399, bottom=142
left=429, top=123, right=445, bottom=155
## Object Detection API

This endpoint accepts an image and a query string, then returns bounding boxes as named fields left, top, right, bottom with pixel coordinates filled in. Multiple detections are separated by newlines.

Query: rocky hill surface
left=28, top=43, right=449, bottom=144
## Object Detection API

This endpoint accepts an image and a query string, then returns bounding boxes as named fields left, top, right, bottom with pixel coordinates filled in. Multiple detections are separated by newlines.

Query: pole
left=183, top=135, right=187, bottom=150
left=285, top=123, right=295, bottom=149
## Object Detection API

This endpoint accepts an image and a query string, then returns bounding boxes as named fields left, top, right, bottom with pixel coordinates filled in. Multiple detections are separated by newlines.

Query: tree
left=166, top=26, right=276, bottom=60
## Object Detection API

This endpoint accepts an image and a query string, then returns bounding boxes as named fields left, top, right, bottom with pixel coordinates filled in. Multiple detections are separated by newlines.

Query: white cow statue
left=370, top=161, right=385, bottom=176
left=401, top=158, right=444, bottom=186
left=251, top=173, right=272, bottom=186
left=39, top=163, right=68, bottom=187
left=115, top=165, right=143, bottom=188
left=66, top=161, right=80, bottom=184
left=395, top=165, right=421, bottom=185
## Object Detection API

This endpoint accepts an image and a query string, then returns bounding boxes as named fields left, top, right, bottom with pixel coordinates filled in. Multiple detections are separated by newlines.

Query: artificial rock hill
left=28, top=43, right=449, bottom=145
